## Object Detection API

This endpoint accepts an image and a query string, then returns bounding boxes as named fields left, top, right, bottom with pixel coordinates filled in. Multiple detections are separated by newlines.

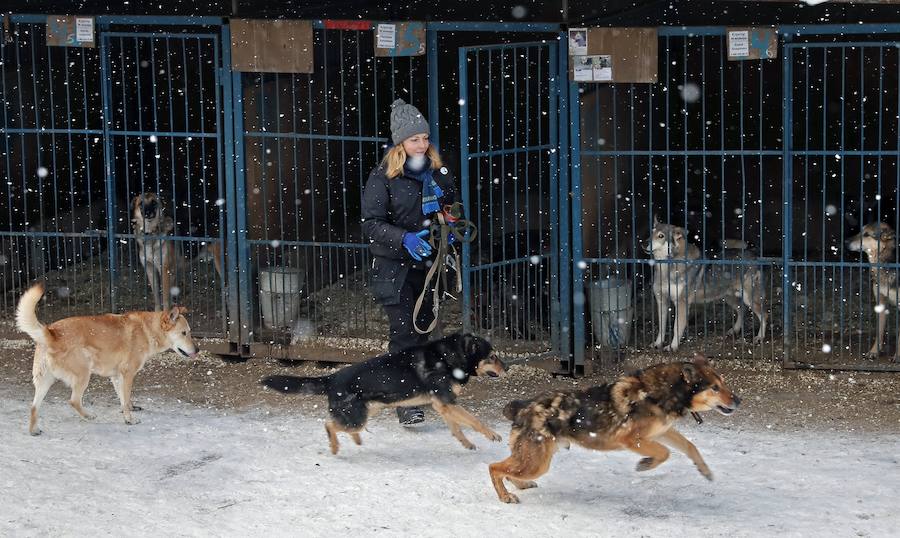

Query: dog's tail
left=502, top=399, right=530, bottom=421
left=16, top=283, right=51, bottom=346
left=261, top=374, right=330, bottom=395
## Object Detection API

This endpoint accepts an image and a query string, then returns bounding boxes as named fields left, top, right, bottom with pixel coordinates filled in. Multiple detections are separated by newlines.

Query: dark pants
left=382, top=268, right=436, bottom=354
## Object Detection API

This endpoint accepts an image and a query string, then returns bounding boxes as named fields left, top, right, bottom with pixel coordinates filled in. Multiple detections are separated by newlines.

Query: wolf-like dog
left=846, top=222, right=900, bottom=361
left=643, top=218, right=767, bottom=351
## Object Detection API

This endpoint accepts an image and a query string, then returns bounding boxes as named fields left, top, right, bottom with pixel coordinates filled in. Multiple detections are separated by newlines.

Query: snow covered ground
left=1, top=386, right=897, bottom=537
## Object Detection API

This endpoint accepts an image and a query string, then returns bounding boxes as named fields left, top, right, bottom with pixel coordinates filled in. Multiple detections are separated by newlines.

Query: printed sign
left=46, top=16, right=95, bottom=48
left=727, top=27, right=778, bottom=60
left=375, top=22, right=426, bottom=57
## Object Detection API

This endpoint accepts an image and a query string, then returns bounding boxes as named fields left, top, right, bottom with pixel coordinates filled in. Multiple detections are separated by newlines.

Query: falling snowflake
left=679, top=83, right=701, bottom=103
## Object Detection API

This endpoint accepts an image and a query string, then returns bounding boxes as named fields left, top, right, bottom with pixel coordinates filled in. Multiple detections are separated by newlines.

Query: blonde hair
left=382, top=144, right=444, bottom=179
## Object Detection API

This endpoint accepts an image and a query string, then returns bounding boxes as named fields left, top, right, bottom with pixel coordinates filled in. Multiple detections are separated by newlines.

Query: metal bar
left=556, top=37, right=571, bottom=367
left=99, top=30, right=118, bottom=311
left=243, top=131, right=386, bottom=143
left=428, top=22, right=560, bottom=32
left=231, top=69, right=251, bottom=345
left=467, top=144, right=555, bottom=159
left=427, top=26, right=439, bottom=148
left=103, top=31, right=219, bottom=39
left=782, top=36, right=794, bottom=362
left=0, top=127, right=103, bottom=135
left=459, top=46, right=472, bottom=333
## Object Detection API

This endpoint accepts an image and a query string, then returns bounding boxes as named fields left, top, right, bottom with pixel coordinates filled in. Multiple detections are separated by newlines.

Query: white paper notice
left=573, top=56, right=594, bottom=81
left=593, top=55, right=612, bottom=82
left=75, top=17, right=94, bottom=43
left=728, top=30, right=749, bottom=58
left=568, top=28, right=588, bottom=56
left=377, top=24, right=396, bottom=49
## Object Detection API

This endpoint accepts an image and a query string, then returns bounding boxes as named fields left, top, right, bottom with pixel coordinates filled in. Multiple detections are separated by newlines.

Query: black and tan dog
left=847, top=222, right=900, bottom=361
left=131, top=193, right=177, bottom=311
left=261, top=333, right=506, bottom=455
left=488, top=353, right=739, bottom=503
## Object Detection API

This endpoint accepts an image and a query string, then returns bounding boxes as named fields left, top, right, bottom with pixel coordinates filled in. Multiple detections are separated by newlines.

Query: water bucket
left=258, top=267, right=304, bottom=329
left=588, top=278, right=633, bottom=348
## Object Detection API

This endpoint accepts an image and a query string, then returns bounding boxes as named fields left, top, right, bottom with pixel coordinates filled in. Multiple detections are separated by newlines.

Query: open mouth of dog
left=715, top=405, right=736, bottom=415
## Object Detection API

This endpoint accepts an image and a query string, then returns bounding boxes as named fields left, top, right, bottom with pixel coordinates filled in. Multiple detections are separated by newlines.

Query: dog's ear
left=681, top=363, right=700, bottom=384
left=652, top=213, right=659, bottom=227
left=462, top=333, right=488, bottom=359
left=131, top=195, right=141, bottom=212
left=692, top=352, right=708, bottom=366
left=673, top=228, right=684, bottom=242
left=168, top=305, right=186, bottom=322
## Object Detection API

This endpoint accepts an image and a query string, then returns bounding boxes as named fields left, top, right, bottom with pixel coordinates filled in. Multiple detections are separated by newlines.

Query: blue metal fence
left=5, top=15, right=900, bottom=372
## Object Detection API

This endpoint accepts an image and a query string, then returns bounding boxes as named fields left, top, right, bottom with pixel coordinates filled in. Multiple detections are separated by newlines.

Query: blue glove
left=402, top=230, right=432, bottom=261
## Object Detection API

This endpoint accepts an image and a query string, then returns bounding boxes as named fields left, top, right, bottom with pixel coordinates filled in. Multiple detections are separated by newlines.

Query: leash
left=412, top=202, right=477, bottom=334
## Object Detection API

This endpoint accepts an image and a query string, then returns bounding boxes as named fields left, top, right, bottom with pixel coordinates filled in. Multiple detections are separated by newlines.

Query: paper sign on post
left=75, top=17, right=93, bottom=43
left=376, top=24, right=396, bottom=49
left=593, top=55, right=612, bottom=82
left=728, top=30, right=750, bottom=58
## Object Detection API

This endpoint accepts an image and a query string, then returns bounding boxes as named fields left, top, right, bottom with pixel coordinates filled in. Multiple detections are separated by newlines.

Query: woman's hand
left=403, top=230, right=432, bottom=261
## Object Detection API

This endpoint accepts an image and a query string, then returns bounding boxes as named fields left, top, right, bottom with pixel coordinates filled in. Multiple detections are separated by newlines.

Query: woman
left=361, top=98, right=459, bottom=426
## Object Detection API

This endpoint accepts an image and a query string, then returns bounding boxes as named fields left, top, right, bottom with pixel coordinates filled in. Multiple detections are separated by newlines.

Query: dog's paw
left=461, top=440, right=477, bottom=450
left=485, top=430, right=502, bottom=442
left=500, top=493, right=520, bottom=504
left=752, top=335, right=765, bottom=344
left=513, top=480, right=538, bottom=490
left=662, top=344, right=679, bottom=352
left=29, top=429, right=42, bottom=436
left=866, top=348, right=881, bottom=359
left=82, top=413, right=97, bottom=422
left=636, top=457, right=656, bottom=472
left=124, top=416, right=141, bottom=425
left=131, top=405, right=143, bottom=412
left=699, top=467, right=714, bottom=481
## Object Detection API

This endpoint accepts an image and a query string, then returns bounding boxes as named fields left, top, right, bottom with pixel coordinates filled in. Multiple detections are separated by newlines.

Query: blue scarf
left=404, top=157, right=443, bottom=215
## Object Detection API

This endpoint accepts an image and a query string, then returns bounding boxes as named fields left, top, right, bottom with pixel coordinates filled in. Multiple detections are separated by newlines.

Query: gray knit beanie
left=390, top=98, right=430, bottom=145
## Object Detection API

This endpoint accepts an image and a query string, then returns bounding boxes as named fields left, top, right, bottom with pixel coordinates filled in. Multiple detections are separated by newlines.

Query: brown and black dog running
left=488, top=354, right=740, bottom=503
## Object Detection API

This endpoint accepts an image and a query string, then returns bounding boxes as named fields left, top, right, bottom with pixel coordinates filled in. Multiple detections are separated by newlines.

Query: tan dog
left=16, top=282, right=199, bottom=435
left=489, top=354, right=739, bottom=503
left=847, top=222, right=900, bottom=361
left=131, top=193, right=177, bottom=311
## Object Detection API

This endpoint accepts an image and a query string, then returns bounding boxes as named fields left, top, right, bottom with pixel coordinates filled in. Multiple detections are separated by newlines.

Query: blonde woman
left=361, top=99, right=459, bottom=426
